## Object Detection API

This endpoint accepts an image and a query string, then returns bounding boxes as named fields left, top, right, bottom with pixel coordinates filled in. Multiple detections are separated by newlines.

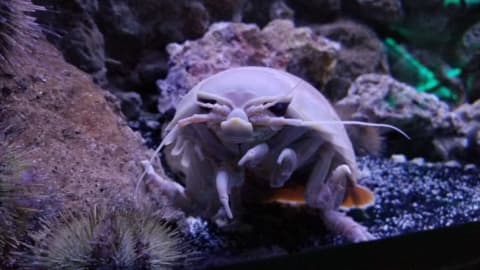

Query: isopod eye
left=197, top=97, right=217, bottom=113
left=268, top=102, right=289, bottom=116
left=197, top=97, right=217, bottom=104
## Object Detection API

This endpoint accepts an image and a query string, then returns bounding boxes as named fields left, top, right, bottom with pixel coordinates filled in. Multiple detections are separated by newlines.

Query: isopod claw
left=322, top=210, right=375, bottom=242
left=216, top=169, right=234, bottom=219
left=139, top=160, right=188, bottom=206
left=270, top=148, right=297, bottom=188
left=238, top=143, right=269, bottom=167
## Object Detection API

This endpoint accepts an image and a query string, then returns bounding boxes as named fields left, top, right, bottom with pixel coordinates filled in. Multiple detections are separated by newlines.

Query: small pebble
left=464, top=164, right=477, bottom=171
left=444, top=160, right=462, bottom=168
left=145, top=120, right=160, bottom=130
left=391, top=154, right=407, bottom=163
left=410, top=157, right=425, bottom=166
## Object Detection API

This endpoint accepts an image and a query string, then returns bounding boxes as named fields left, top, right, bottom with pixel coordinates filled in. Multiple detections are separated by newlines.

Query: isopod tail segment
left=264, top=166, right=375, bottom=210
left=135, top=126, right=180, bottom=204
left=139, top=160, right=190, bottom=209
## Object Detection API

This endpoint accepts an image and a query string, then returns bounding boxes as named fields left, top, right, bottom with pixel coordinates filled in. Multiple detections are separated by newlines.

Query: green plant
left=443, top=0, right=480, bottom=7
left=384, top=37, right=460, bottom=102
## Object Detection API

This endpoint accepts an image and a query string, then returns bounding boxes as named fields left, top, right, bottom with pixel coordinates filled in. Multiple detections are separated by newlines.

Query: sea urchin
left=24, top=206, right=189, bottom=270
left=0, top=141, right=35, bottom=268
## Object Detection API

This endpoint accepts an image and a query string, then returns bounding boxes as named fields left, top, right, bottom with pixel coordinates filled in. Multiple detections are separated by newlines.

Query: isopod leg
left=140, top=160, right=189, bottom=207
left=269, top=133, right=324, bottom=188
left=216, top=169, right=234, bottom=219
left=311, top=164, right=374, bottom=242
left=270, top=148, right=297, bottom=187
left=215, top=166, right=245, bottom=220
left=238, top=143, right=269, bottom=167
left=304, top=145, right=334, bottom=204
left=321, top=210, right=374, bottom=242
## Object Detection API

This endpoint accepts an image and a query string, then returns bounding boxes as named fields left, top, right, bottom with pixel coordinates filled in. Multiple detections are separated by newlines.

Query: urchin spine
left=0, top=0, right=45, bottom=72
left=22, top=207, right=188, bottom=269
left=0, top=142, right=36, bottom=269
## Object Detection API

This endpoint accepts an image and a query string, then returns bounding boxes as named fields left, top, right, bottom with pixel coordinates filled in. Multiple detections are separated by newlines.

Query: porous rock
left=156, top=19, right=340, bottom=112
left=37, top=0, right=211, bottom=91
left=456, top=21, right=480, bottom=101
left=336, top=74, right=460, bottom=159
left=287, top=0, right=341, bottom=22
left=203, top=0, right=246, bottom=22
left=0, top=37, right=151, bottom=217
left=114, top=91, right=143, bottom=120
left=337, top=74, right=454, bottom=134
left=268, top=0, right=295, bottom=22
left=336, top=74, right=480, bottom=162
left=391, top=7, right=457, bottom=50
left=235, top=0, right=295, bottom=26
left=455, top=21, right=480, bottom=67
left=442, top=100, right=480, bottom=162
left=62, top=17, right=106, bottom=75
left=313, top=20, right=389, bottom=101
left=418, top=99, right=480, bottom=163
left=343, top=0, right=404, bottom=24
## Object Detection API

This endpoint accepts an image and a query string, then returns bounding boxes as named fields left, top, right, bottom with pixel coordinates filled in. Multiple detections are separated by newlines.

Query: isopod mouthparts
left=221, top=117, right=253, bottom=135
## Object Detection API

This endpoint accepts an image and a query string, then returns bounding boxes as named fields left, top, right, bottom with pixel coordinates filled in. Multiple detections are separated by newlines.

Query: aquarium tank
left=0, top=0, right=479, bottom=269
